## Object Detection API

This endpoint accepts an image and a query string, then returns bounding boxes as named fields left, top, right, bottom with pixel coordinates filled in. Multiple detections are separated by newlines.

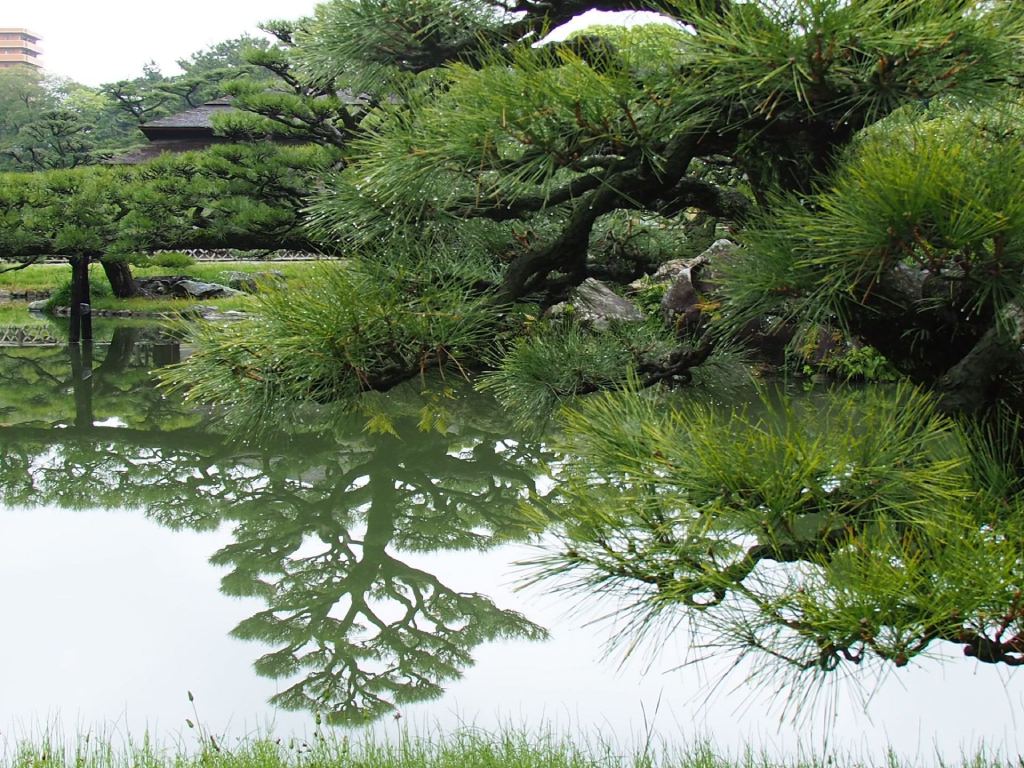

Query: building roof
left=110, top=92, right=366, bottom=164
left=140, top=97, right=236, bottom=133
left=0, top=28, right=42, bottom=41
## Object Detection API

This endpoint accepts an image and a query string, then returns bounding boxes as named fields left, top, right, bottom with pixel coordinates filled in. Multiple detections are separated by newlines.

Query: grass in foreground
left=0, top=726, right=1018, bottom=768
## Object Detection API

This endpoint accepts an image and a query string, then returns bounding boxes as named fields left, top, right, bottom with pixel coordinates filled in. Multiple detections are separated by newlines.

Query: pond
left=0, top=320, right=1021, bottom=762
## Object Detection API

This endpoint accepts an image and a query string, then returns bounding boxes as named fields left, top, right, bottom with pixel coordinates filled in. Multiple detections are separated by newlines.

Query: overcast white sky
left=5, top=0, right=657, bottom=87
left=7, top=0, right=322, bottom=86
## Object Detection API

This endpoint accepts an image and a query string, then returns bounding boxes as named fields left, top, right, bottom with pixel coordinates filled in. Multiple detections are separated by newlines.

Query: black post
left=68, top=254, right=93, bottom=344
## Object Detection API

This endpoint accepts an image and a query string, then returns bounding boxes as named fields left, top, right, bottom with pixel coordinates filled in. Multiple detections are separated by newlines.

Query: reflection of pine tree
left=0, top=325, right=198, bottom=431
left=224, top=462, right=546, bottom=723
left=0, top=357, right=552, bottom=721
left=207, top=409, right=552, bottom=724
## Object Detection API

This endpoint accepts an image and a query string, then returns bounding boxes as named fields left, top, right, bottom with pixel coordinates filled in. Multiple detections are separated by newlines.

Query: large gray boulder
left=626, top=259, right=690, bottom=292
left=135, top=275, right=243, bottom=299
left=176, top=280, right=244, bottom=299
left=658, top=238, right=802, bottom=366
left=547, top=278, right=645, bottom=330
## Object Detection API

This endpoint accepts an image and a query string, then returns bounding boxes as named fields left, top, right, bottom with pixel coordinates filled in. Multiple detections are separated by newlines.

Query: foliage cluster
left=148, top=251, right=195, bottom=268
left=162, top=260, right=503, bottom=425
left=0, top=142, right=339, bottom=296
left=529, top=384, right=1024, bottom=676
left=44, top=273, right=112, bottom=310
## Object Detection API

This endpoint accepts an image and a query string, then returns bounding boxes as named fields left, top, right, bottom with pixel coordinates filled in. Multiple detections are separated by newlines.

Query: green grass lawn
left=0, top=260, right=339, bottom=317
left=0, top=260, right=330, bottom=293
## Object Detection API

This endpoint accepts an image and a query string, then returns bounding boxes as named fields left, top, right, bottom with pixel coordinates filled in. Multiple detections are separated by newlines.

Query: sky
left=6, top=0, right=323, bottom=86
left=3, top=0, right=659, bottom=88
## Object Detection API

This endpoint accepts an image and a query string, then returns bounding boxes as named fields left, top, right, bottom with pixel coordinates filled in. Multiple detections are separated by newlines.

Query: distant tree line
left=0, top=35, right=272, bottom=170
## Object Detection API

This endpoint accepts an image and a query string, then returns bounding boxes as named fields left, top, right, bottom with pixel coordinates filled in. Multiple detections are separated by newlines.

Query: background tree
left=0, top=68, right=57, bottom=170
left=0, top=69, right=145, bottom=169
left=3, top=108, right=97, bottom=170
left=101, top=36, right=273, bottom=126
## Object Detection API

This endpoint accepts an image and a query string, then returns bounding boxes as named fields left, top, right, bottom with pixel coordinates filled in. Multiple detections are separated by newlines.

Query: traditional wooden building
left=108, top=97, right=240, bottom=164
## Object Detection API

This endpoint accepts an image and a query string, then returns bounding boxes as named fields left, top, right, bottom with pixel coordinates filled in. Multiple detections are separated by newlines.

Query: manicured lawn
left=0, top=260, right=331, bottom=293
left=0, top=260, right=344, bottom=317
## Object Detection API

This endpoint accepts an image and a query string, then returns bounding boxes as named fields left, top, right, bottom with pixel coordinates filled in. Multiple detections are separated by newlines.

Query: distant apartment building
left=0, top=28, right=42, bottom=69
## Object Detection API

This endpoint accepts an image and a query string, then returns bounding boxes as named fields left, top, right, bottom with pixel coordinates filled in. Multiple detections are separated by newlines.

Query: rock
left=27, top=299, right=49, bottom=312
left=180, top=305, right=219, bottom=318
left=135, top=275, right=243, bottom=299
left=626, top=259, right=690, bottom=293
left=136, top=275, right=188, bottom=296
left=690, top=238, right=743, bottom=294
left=201, top=309, right=249, bottom=322
left=554, top=278, right=645, bottom=330
left=176, top=280, right=244, bottom=299
left=660, top=239, right=741, bottom=333
left=215, top=270, right=286, bottom=293
left=657, top=238, right=801, bottom=366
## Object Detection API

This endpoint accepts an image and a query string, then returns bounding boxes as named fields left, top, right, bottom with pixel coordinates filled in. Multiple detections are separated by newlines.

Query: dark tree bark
left=101, top=259, right=141, bottom=299
left=68, top=255, right=92, bottom=344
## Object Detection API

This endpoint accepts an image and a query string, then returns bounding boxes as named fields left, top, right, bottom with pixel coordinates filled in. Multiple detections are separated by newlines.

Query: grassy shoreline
left=0, top=260, right=334, bottom=319
left=0, top=261, right=323, bottom=293
left=0, top=726, right=1017, bottom=768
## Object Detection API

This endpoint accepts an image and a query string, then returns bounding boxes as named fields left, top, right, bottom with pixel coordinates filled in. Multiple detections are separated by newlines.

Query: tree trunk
left=95, top=326, right=142, bottom=376
left=933, top=303, right=1024, bottom=416
left=101, top=259, right=140, bottom=299
left=68, top=255, right=92, bottom=344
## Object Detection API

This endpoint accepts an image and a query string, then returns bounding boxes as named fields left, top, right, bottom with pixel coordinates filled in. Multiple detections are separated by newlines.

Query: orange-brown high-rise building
left=0, top=28, right=42, bottom=69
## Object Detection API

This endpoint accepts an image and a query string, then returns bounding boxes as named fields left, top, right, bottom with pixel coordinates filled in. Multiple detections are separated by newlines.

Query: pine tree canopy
left=163, top=0, right=1024, bottom=414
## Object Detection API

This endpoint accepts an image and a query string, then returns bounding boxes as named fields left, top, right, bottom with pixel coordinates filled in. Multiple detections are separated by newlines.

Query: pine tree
left=167, top=0, right=1024, bottom=680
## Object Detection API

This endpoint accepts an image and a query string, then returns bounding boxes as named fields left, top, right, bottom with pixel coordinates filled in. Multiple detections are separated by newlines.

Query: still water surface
left=0, top=320, right=1021, bottom=761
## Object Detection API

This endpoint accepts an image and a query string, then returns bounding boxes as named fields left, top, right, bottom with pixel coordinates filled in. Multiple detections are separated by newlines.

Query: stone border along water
left=27, top=250, right=320, bottom=264
left=0, top=289, right=50, bottom=302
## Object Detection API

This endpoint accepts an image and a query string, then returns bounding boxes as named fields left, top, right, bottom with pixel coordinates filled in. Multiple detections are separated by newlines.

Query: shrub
left=150, top=252, right=196, bottom=269
left=45, top=273, right=111, bottom=310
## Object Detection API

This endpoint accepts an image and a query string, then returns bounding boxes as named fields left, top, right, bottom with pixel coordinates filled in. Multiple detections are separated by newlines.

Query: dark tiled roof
left=108, top=93, right=368, bottom=164
left=141, top=98, right=236, bottom=131
left=140, top=91, right=371, bottom=134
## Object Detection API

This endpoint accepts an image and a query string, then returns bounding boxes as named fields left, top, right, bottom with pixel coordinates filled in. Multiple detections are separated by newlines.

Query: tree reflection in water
left=0, top=325, right=552, bottom=723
